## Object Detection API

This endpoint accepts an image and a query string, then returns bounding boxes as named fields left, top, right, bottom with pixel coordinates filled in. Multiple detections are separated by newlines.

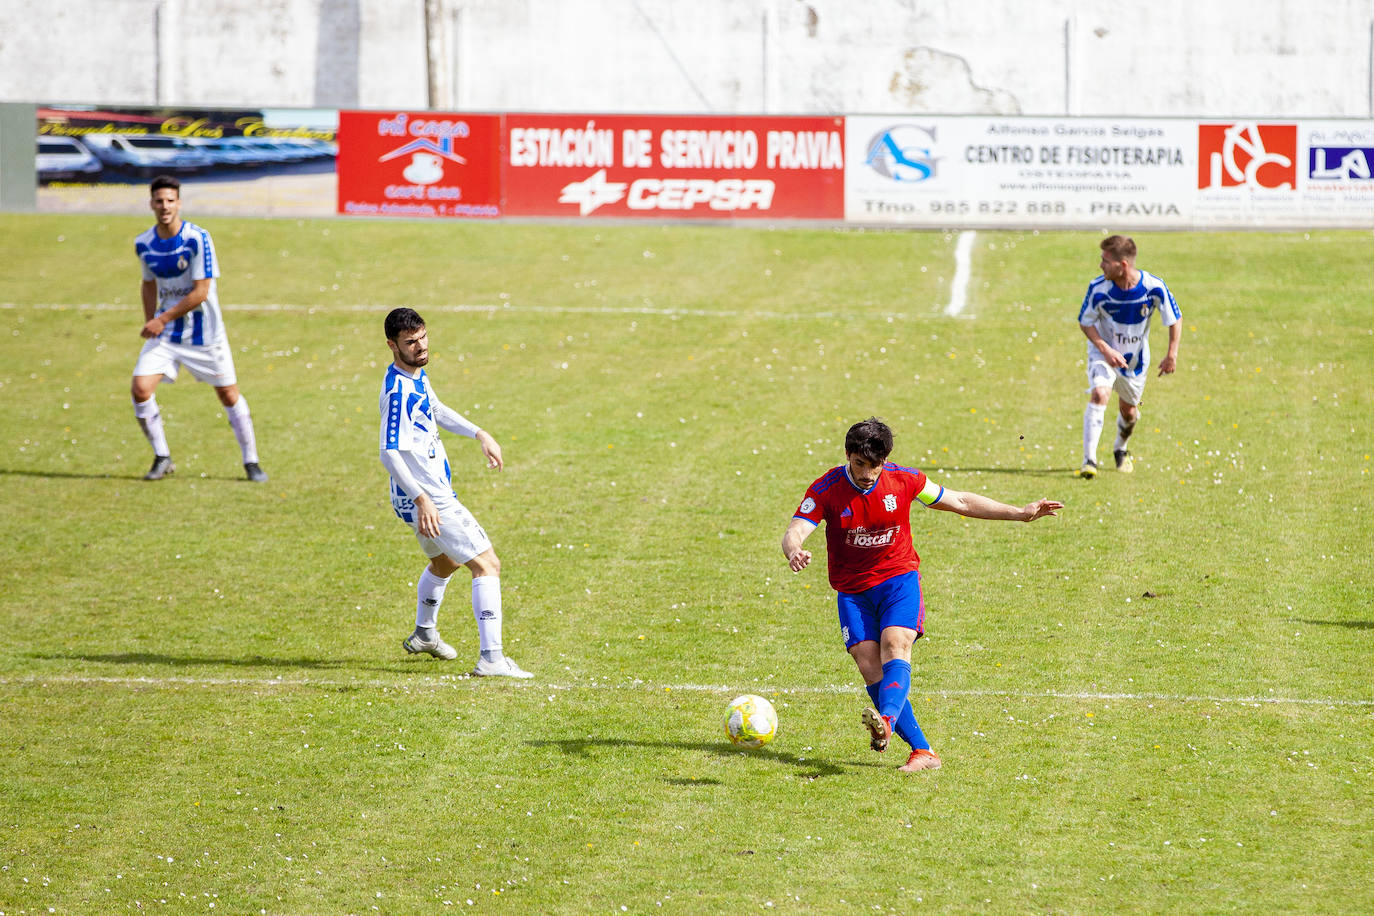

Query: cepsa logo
left=558, top=169, right=775, bottom=215
left=1198, top=123, right=1297, bottom=190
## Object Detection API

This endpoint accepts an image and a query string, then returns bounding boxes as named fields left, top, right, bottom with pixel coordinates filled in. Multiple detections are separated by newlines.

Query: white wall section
left=3, top=0, right=1371, bottom=116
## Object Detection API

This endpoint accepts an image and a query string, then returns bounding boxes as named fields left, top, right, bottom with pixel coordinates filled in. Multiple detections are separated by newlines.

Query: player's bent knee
left=880, top=629, right=918, bottom=659
left=427, top=553, right=462, bottom=578
left=848, top=642, right=883, bottom=683
left=466, top=550, right=500, bottom=578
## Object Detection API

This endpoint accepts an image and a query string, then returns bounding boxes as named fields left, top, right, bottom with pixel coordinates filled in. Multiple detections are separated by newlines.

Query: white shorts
left=410, top=499, right=493, bottom=565
left=133, top=337, right=238, bottom=387
left=1086, top=353, right=1146, bottom=407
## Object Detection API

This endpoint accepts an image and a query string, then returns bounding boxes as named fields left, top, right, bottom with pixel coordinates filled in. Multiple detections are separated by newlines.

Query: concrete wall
left=2, top=0, right=1372, bottom=116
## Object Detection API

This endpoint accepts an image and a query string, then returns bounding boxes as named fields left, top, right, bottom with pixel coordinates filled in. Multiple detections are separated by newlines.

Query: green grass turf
left=1, top=214, right=1371, bottom=914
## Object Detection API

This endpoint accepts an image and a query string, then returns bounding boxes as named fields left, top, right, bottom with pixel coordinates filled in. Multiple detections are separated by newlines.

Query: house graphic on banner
left=379, top=138, right=467, bottom=185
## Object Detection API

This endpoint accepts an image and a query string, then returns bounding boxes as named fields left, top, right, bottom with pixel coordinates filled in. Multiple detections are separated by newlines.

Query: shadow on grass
left=33, top=651, right=363, bottom=671
left=1293, top=618, right=1374, bottom=630
left=930, top=466, right=1072, bottom=477
left=0, top=467, right=144, bottom=481
left=528, top=735, right=873, bottom=780
left=29, top=650, right=521, bottom=680
left=0, top=467, right=256, bottom=483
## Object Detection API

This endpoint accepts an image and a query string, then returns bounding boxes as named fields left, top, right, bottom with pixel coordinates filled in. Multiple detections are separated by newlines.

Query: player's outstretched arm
left=431, top=396, right=502, bottom=470
left=782, top=517, right=816, bottom=572
left=932, top=489, right=1063, bottom=522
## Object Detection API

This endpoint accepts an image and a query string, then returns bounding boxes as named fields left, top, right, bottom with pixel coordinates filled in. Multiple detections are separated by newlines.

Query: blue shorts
left=836, top=570, right=925, bottom=649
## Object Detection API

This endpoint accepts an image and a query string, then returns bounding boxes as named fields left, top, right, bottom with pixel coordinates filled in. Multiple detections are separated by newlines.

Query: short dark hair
left=384, top=307, right=426, bottom=341
left=1100, top=234, right=1136, bottom=261
left=149, top=175, right=180, bottom=196
left=845, top=417, right=893, bottom=464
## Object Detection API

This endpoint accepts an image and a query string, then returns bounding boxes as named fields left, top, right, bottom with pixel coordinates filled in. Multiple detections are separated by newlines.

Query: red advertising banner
left=337, top=110, right=501, bottom=218
left=502, top=114, right=845, bottom=219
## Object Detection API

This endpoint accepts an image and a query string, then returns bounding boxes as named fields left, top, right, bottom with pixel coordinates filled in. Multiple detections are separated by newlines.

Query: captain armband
left=916, top=477, right=944, bottom=507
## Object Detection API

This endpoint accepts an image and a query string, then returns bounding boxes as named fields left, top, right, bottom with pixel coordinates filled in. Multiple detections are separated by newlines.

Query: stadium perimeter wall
left=2, top=0, right=1373, bottom=118
left=12, top=103, right=1374, bottom=229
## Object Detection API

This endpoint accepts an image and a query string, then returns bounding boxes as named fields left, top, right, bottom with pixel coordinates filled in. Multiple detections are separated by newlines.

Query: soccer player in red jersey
left=781, top=418, right=1063, bottom=772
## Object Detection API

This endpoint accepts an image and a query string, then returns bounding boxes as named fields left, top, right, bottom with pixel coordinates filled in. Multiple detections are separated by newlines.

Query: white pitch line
left=1, top=674, right=1369, bottom=708
left=1, top=301, right=919, bottom=322
left=943, top=229, right=977, bottom=317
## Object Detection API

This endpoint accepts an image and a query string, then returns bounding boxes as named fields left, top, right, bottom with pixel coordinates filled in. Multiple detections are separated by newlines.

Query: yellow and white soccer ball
left=724, top=694, right=778, bottom=749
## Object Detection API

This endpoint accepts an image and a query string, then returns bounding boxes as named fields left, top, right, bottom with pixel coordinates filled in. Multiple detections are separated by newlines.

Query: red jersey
left=794, top=462, right=944, bottom=594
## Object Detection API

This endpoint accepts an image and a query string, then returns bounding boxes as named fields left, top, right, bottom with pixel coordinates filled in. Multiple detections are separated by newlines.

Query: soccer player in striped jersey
left=1077, top=234, right=1182, bottom=478
left=782, top=418, right=1062, bottom=772
left=379, top=308, right=532, bottom=677
left=130, top=176, right=266, bottom=482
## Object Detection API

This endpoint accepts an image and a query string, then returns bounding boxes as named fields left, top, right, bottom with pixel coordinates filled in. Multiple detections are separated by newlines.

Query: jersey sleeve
left=190, top=227, right=220, bottom=281
left=428, top=385, right=481, bottom=438
left=1078, top=284, right=1100, bottom=326
left=794, top=486, right=825, bottom=525
left=378, top=446, right=423, bottom=499
left=1155, top=279, right=1181, bottom=326
left=380, top=384, right=414, bottom=451
left=136, top=240, right=155, bottom=281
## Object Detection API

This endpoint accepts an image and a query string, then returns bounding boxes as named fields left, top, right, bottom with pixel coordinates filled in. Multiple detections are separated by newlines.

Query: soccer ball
left=724, top=694, right=778, bottom=749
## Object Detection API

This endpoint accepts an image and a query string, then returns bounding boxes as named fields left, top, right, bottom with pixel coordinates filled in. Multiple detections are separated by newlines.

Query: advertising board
left=37, top=106, right=338, bottom=216
left=1193, top=120, right=1374, bottom=226
left=845, top=116, right=1196, bottom=227
left=847, top=115, right=1374, bottom=228
left=1300, top=120, right=1374, bottom=222
left=502, top=114, right=844, bottom=219
left=336, top=110, right=501, bottom=218
left=28, top=107, right=1373, bottom=229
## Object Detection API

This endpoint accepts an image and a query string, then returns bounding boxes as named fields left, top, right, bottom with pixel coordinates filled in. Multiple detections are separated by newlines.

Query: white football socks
left=1082, top=402, right=1106, bottom=464
left=472, top=575, right=504, bottom=659
left=415, top=567, right=450, bottom=630
left=1113, top=416, right=1136, bottom=452
left=133, top=396, right=170, bottom=456
left=225, top=397, right=260, bottom=464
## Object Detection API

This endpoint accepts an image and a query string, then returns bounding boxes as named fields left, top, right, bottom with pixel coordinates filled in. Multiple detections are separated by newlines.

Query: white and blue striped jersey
left=1078, top=270, right=1180, bottom=377
left=379, top=364, right=455, bottom=522
left=134, top=221, right=225, bottom=346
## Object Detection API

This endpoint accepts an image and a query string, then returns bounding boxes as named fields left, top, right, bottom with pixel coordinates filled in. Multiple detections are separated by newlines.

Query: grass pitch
left=1, top=214, right=1372, bottom=914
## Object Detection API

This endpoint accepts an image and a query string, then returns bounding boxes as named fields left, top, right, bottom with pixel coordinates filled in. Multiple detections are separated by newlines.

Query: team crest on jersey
left=883, top=494, right=897, bottom=512
left=177, top=256, right=188, bottom=271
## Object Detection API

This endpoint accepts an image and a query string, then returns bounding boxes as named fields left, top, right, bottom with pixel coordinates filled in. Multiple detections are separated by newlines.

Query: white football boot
left=402, top=632, right=458, bottom=660
left=472, top=655, right=534, bottom=679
